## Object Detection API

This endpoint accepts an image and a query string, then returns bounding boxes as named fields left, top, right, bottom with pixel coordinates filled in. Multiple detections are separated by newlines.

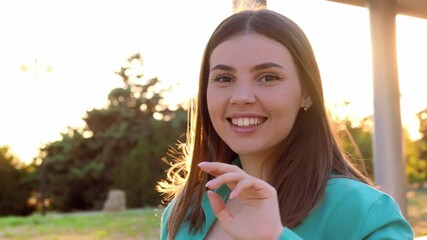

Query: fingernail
left=205, top=179, right=215, bottom=187
left=198, top=162, right=206, bottom=167
left=229, top=190, right=236, bottom=199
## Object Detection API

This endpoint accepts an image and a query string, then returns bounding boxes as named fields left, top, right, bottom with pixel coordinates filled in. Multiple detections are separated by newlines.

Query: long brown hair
left=158, top=9, right=372, bottom=239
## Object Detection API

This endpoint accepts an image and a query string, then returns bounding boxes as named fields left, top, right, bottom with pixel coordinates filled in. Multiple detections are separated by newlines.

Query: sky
left=0, top=0, right=426, bottom=164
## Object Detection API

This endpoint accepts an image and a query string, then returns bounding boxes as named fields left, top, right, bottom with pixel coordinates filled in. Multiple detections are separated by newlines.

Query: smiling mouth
left=228, top=117, right=267, bottom=127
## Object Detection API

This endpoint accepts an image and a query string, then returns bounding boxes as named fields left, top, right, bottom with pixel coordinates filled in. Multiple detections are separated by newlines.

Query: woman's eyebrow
left=251, top=62, right=285, bottom=72
left=211, top=64, right=235, bottom=72
left=210, top=62, right=285, bottom=72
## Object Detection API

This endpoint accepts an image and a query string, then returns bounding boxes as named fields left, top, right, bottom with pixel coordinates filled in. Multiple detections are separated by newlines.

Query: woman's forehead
left=209, top=33, right=293, bottom=70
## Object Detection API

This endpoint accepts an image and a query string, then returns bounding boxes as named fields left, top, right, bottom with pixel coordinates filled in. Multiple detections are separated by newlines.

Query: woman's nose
left=229, top=84, right=256, bottom=105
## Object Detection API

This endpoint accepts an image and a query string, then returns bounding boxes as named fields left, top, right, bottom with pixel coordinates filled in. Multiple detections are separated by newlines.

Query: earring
left=303, top=97, right=312, bottom=111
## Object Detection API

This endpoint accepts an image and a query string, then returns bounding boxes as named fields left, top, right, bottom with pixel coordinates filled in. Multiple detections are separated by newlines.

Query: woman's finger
left=229, top=177, right=275, bottom=200
left=205, top=171, right=247, bottom=190
left=198, top=162, right=244, bottom=177
left=207, top=190, right=233, bottom=224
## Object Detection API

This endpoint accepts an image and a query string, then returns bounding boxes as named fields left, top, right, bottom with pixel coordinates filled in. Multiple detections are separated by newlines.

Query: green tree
left=38, top=53, right=187, bottom=211
left=408, top=109, right=427, bottom=186
left=405, top=133, right=427, bottom=186
left=0, top=146, right=36, bottom=216
left=332, top=104, right=427, bottom=185
left=334, top=117, right=374, bottom=178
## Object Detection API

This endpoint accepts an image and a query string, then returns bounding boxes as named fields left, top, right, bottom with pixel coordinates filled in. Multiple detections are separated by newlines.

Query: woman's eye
left=259, top=74, right=280, bottom=82
left=213, top=76, right=233, bottom=83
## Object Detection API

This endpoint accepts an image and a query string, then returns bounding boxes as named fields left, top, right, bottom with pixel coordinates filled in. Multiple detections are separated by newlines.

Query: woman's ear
left=302, top=96, right=312, bottom=111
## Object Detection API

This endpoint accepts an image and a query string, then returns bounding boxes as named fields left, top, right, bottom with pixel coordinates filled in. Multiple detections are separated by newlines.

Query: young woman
left=158, top=8, right=413, bottom=240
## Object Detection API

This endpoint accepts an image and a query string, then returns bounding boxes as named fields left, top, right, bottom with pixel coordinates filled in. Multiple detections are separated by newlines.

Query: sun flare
left=0, top=0, right=426, bottom=164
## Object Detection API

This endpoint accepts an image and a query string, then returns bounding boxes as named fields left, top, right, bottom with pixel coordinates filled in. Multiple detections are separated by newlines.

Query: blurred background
left=0, top=0, right=426, bottom=238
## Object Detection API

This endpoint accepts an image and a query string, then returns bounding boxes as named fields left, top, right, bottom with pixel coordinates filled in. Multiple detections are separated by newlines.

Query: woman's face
left=207, top=33, right=305, bottom=162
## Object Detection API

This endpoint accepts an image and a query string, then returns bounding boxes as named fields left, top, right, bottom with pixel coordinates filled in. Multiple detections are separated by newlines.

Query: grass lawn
left=0, top=208, right=162, bottom=240
left=0, top=188, right=426, bottom=239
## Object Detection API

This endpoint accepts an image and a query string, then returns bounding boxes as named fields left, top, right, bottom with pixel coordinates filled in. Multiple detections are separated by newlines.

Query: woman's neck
left=239, top=154, right=268, bottom=180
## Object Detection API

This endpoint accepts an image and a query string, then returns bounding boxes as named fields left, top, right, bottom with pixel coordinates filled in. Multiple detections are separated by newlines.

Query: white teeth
left=231, top=118, right=264, bottom=127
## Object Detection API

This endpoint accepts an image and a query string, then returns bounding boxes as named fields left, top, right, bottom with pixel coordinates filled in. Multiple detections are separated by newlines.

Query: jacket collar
left=199, top=158, right=240, bottom=236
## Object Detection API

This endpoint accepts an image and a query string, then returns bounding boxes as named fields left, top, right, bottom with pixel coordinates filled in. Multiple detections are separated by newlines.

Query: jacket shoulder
left=293, top=177, right=413, bottom=239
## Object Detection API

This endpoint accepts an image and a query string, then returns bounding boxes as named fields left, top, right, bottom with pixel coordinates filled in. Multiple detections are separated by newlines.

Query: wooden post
left=368, top=0, right=408, bottom=217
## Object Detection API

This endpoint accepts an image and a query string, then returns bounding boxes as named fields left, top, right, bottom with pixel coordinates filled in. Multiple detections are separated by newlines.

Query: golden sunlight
left=0, top=0, right=426, bottom=164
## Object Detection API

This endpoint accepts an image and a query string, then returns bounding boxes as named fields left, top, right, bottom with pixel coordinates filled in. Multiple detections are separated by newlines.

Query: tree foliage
left=334, top=117, right=374, bottom=178
left=408, top=109, right=427, bottom=185
left=0, top=146, right=36, bottom=216
left=333, top=106, right=427, bottom=185
left=37, top=53, right=187, bottom=211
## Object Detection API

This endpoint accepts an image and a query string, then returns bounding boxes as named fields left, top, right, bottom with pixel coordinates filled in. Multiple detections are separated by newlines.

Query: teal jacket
left=161, top=177, right=414, bottom=239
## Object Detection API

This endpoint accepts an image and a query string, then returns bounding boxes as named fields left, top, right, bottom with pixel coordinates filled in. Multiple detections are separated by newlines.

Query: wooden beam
left=328, top=0, right=427, bottom=19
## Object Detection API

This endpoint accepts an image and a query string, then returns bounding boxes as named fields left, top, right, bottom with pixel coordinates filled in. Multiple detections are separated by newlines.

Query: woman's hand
left=198, top=162, right=284, bottom=240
